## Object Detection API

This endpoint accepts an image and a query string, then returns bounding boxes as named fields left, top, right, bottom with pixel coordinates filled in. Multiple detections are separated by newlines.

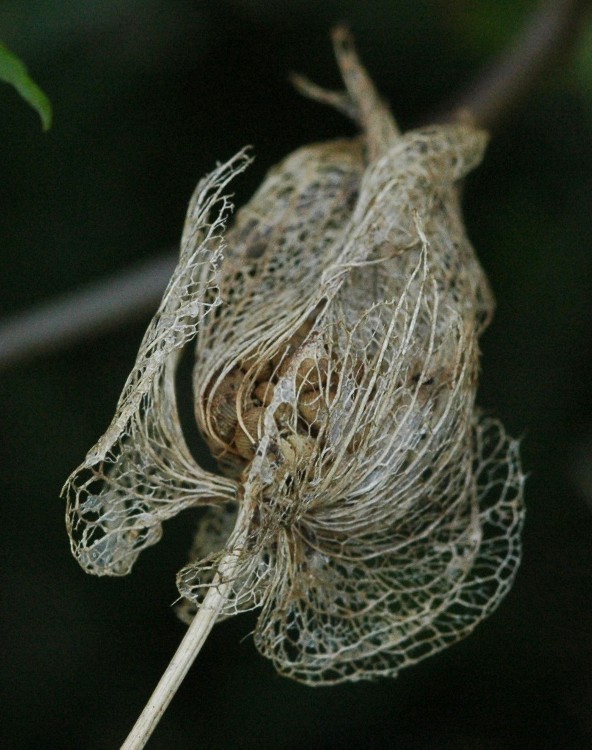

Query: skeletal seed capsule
left=241, top=352, right=273, bottom=383
left=272, top=402, right=295, bottom=431
left=234, top=407, right=266, bottom=460
left=278, top=354, right=330, bottom=392
left=277, top=432, right=316, bottom=473
left=271, top=345, right=289, bottom=371
left=290, top=318, right=315, bottom=348
left=252, top=382, right=293, bottom=429
left=254, top=380, right=275, bottom=406
left=270, top=319, right=315, bottom=369
left=215, top=452, right=249, bottom=480
left=207, top=369, right=245, bottom=444
left=347, top=355, right=366, bottom=385
left=347, top=421, right=371, bottom=453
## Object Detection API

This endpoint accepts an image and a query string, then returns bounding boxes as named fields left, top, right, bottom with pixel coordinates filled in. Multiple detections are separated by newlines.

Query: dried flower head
left=64, top=28, right=524, bottom=694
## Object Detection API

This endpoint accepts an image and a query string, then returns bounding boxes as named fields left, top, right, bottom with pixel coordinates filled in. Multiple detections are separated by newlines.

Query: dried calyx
left=64, top=27, right=524, bottom=691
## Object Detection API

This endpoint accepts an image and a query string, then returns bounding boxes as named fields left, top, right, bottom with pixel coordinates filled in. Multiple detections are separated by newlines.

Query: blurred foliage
left=574, top=18, right=592, bottom=102
left=0, top=42, right=52, bottom=129
left=439, top=0, right=541, bottom=54
left=1, top=1, right=591, bottom=749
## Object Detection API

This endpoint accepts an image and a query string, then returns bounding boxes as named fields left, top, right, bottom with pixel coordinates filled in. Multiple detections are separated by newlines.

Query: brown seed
left=290, top=318, right=314, bottom=348
left=298, top=387, right=335, bottom=431
left=207, top=370, right=245, bottom=444
left=234, top=407, right=266, bottom=460
left=253, top=380, right=294, bottom=427
left=271, top=344, right=290, bottom=370
left=241, top=352, right=273, bottom=383
left=278, top=354, right=330, bottom=392
left=271, top=402, right=295, bottom=431
left=254, top=380, right=275, bottom=406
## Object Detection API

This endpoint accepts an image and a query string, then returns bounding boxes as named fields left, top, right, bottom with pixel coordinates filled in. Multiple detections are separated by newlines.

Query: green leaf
left=0, top=42, right=52, bottom=130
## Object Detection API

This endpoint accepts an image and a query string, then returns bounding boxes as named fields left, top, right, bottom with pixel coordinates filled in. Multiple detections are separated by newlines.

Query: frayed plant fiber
left=64, top=28, right=524, bottom=686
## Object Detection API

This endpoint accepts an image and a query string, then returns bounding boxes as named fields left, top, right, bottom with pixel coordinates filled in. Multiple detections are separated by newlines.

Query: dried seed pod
left=278, top=353, right=330, bottom=392
left=206, top=369, right=245, bottom=445
left=64, top=26, right=524, bottom=706
left=290, top=318, right=315, bottom=348
left=277, top=433, right=316, bottom=475
left=298, top=387, right=336, bottom=432
left=241, top=352, right=273, bottom=383
left=270, top=346, right=289, bottom=371
left=234, top=406, right=266, bottom=459
left=271, top=401, right=294, bottom=431
left=254, top=380, right=275, bottom=406
left=271, top=318, right=317, bottom=369
left=346, top=420, right=371, bottom=454
left=347, top=355, right=366, bottom=385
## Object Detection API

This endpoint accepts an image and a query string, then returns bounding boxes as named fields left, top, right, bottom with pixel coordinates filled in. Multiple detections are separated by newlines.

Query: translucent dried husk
left=64, top=29, right=524, bottom=685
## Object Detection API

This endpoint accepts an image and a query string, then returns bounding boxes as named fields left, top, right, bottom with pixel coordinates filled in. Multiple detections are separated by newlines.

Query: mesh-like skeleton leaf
left=64, top=29, right=524, bottom=685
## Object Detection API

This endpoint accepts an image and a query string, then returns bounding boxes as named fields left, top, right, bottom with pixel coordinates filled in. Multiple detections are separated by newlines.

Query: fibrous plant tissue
left=65, top=29, right=524, bottom=691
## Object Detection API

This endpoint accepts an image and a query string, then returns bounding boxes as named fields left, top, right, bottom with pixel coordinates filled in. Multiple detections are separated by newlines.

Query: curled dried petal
left=64, top=151, right=252, bottom=575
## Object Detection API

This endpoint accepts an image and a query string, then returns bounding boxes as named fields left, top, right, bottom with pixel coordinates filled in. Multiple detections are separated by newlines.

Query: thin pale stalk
left=120, top=503, right=249, bottom=750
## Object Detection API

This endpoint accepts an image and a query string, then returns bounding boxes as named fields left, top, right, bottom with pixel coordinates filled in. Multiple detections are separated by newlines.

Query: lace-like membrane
left=64, top=29, right=524, bottom=684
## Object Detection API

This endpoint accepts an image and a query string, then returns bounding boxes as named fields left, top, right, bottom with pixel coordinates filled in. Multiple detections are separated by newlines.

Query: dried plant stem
left=438, top=0, right=592, bottom=128
left=121, top=503, right=249, bottom=750
left=0, top=253, right=177, bottom=371
left=120, top=581, right=225, bottom=750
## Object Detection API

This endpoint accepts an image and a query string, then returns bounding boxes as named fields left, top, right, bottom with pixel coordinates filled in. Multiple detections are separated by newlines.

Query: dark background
left=1, top=1, right=592, bottom=748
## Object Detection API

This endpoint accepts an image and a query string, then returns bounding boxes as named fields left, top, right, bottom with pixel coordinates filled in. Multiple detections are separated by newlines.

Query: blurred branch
left=0, top=254, right=176, bottom=371
left=436, top=0, right=592, bottom=129
left=1, top=0, right=591, bottom=371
